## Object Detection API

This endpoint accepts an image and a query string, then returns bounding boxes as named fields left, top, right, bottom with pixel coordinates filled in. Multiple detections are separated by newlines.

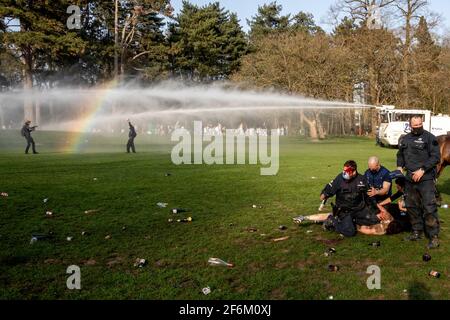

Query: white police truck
left=377, top=105, right=450, bottom=147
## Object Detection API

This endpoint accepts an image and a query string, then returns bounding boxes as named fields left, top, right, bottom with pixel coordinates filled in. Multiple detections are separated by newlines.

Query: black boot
left=427, top=235, right=440, bottom=249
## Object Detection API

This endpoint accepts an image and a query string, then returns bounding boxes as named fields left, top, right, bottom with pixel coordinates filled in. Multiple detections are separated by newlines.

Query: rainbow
left=61, top=80, right=119, bottom=153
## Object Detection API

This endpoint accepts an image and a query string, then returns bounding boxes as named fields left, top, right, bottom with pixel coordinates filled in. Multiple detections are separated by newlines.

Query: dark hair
left=409, top=114, right=424, bottom=122
left=386, top=221, right=405, bottom=235
left=395, top=177, right=406, bottom=188
left=344, top=160, right=357, bottom=171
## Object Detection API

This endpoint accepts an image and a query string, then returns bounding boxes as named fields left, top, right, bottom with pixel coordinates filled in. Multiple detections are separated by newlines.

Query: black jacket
left=397, top=130, right=440, bottom=181
left=321, top=173, right=369, bottom=213
left=129, top=123, right=137, bottom=138
left=21, top=124, right=34, bottom=139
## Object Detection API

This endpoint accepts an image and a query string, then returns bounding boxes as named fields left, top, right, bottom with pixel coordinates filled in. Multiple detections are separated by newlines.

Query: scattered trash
left=157, top=202, right=168, bottom=208
left=208, top=257, right=234, bottom=268
left=260, top=234, right=266, bottom=237
left=122, top=226, right=127, bottom=231
left=81, top=231, right=88, bottom=236
left=134, top=258, right=147, bottom=268
left=168, top=217, right=192, bottom=223
left=278, top=225, right=287, bottom=231
left=328, top=295, right=334, bottom=300
left=1, top=192, right=8, bottom=197
left=272, top=236, right=290, bottom=242
left=202, top=287, right=211, bottom=295
left=311, top=177, right=317, bottom=179
left=45, top=211, right=53, bottom=217
left=246, top=227, right=258, bottom=233
left=43, top=198, right=49, bottom=203
left=429, top=270, right=441, bottom=278
left=306, top=230, right=313, bottom=234
left=403, top=289, right=408, bottom=294
left=84, top=209, right=99, bottom=214
left=171, top=208, right=189, bottom=214
left=324, top=247, right=336, bottom=257
left=229, top=223, right=235, bottom=227
left=369, top=241, right=381, bottom=247
left=105, top=235, right=111, bottom=240
left=30, top=234, right=51, bottom=244
left=328, top=265, right=340, bottom=272
left=252, top=204, right=262, bottom=209
left=93, top=178, right=98, bottom=181
left=423, top=253, right=432, bottom=262
left=66, top=236, right=73, bottom=241
left=441, top=204, right=448, bottom=209
left=165, top=173, right=172, bottom=177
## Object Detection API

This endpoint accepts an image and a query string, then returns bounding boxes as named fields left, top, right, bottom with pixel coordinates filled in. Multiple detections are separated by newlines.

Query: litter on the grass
left=84, top=209, right=99, bottom=214
left=208, top=257, right=234, bottom=268
left=45, top=211, right=53, bottom=216
left=272, top=236, right=290, bottom=242
left=43, top=198, right=49, bottom=203
left=157, top=202, right=168, bottom=208
left=202, top=287, right=211, bottom=295
left=1, top=192, right=8, bottom=197
left=66, top=236, right=73, bottom=241
left=134, top=258, right=147, bottom=268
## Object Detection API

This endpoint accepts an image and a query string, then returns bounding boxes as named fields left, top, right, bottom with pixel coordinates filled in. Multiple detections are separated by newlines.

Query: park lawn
left=0, top=130, right=449, bottom=300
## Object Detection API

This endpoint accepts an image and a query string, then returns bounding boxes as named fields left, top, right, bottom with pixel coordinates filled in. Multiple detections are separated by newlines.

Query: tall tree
left=168, top=1, right=247, bottom=81
left=247, top=1, right=290, bottom=40
left=0, top=0, right=85, bottom=121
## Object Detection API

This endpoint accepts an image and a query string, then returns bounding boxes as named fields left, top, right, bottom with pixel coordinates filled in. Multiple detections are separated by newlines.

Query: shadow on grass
left=407, top=281, right=433, bottom=300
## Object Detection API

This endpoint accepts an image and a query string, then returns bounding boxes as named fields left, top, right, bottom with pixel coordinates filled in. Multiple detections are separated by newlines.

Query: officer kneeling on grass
left=397, top=115, right=441, bottom=249
left=320, top=160, right=380, bottom=237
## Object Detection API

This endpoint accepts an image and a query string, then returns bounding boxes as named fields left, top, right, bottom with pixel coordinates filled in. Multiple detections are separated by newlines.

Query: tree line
left=1, top=0, right=449, bottom=138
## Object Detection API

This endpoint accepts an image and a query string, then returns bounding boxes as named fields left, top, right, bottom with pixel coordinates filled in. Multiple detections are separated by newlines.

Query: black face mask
left=370, top=169, right=379, bottom=174
left=411, top=126, right=424, bottom=135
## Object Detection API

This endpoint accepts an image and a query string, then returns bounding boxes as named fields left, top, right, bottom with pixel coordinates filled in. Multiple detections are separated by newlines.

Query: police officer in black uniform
left=126, top=119, right=137, bottom=153
left=21, top=120, right=39, bottom=154
left=320, top=160, right=380, bottom=237
left=397, top=115, right=441, bottom=249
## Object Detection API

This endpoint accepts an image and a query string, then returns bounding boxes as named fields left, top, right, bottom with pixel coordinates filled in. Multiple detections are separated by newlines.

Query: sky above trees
left=170, top=0, right=450, bottom=34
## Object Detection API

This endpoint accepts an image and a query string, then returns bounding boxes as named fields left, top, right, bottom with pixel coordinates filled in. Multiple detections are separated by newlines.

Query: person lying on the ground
left=317, top=160, right=381, bottom=237
left=294, top=205, right=398, bottom=236
left=364, top=156, right=392, bottom=205
left=378, top=177, right=412, bottom=234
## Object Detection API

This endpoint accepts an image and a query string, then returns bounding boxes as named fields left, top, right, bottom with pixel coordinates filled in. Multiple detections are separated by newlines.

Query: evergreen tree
left=247, top=1, right=290, bottom=39
left=168, top=1, right=247, bottom=81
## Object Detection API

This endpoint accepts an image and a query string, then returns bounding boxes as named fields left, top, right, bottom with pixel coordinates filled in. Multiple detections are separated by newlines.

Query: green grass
left=0, top=129, right=449, bottom=300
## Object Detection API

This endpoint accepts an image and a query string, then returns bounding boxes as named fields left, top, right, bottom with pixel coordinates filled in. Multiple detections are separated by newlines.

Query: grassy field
left=0, top=129, right=449, bottom=300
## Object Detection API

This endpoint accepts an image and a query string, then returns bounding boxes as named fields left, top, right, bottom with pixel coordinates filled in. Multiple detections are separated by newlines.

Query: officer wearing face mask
left=397, top=115, right=441, bottom=248
left=320, top=160, right=380, bottom=237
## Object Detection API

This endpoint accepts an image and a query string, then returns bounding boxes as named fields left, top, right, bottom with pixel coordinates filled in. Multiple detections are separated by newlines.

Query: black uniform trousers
left=127, top=137, right=136, bottom=153
left=404, top=179, right=440, bottom=238
left=25, top=137, right=37, bottom=154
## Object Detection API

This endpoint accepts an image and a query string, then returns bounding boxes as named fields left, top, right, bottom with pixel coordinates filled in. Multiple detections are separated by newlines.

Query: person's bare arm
left=379, top=197, right=392, bottom=206
left=377, top=181, right=391, bottom=197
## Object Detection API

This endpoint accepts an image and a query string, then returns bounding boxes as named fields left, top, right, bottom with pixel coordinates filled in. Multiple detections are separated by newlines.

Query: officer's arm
left=321, top=175, right=340, bottom=199
left=377, top=181, right=391, bottom=197
left=396, top=141, right=405, bottom=170
left=377, top=172, right=392, bottom=196
left=422, top=136, right=441, bottom=172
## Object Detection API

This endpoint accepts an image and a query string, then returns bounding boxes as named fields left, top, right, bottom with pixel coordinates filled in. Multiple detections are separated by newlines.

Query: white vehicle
left=377, top=105, right=450, bottom=147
